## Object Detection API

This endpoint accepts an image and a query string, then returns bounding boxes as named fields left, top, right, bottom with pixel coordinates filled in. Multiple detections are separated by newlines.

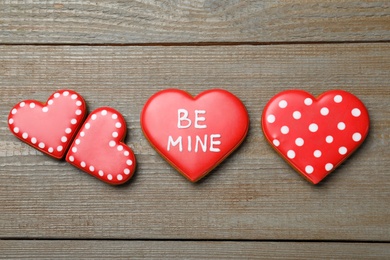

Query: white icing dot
left=13, top=127, right=19, bottom=133
left=124, top=151, right=130, bottom=156
left=57, top=145, right=63, bottom=152
left=38, top=142, right=45, bottom=149
left=109, top=141, right=116, bottom=147
left=115, top=122, right=122, bottom=128
left=54, top=93, right=60, bottom=98
left=281, top=126, right=289, bottom=134
left=71, top=119, right=77, bottom=125
left=71, top=94, right=78, bottom=100
left=75, top=109, right=82, bottom=115
left=325, top=163, right=334, bottom=171
left=75, top=139, right=80, bottom=145
left=279, top=100, right=288, bottom=108
left=72, top=147, right=77, bottom=153
left=305, top=165, right=314, bottom=174
left=91, top=114, right=97, bottom=120
left=101, top=110, right=107, bottom=116
left=337, top=122, right=346, bottom=130
left=76, top=101, right=82, bottom=106
left=351, top=108, right=361, bottom=117
left=65, top=128, right=72, bottom=134
left=334, top=95, right=343, bottom=103
left=69, top=156, right=74, bottom=162
left=89, top=166, right=94, bottom=172
left=31, top=137, right=37, bottom=144
left=80, top=131, right=85, bottom=137
left=295, top=138, right=304, bottom=146
left=293, top=111, right=301, bottom=119
left=304, top=98, right=313, bottom=106
left=29, top=103, right=35, bottom=109
left=267, top=114, right=276, bottom=123
left=20, top=102, right=25, bottom=107
left=22, top=132, right=28, bottom=139
left=85, top=123, right=90, bottom=129
left=314, top=150, right=322, bottom=158
left=273, top=139, right=280, bottom=147
left=61, top=136, right=67, bottom=143
left=339, top=146, right=347, bottom=155
left=326, top=135, right=333, bottom=143
left=117, top=145, right=123, bottom=151
left=117, top=174, right=123, bottom=181
left=107, top=174, right=113, bottom=180
left=63, top=91, right=69, bottom=96
left=124, top=168, right=130, bottom=175
left=287, top=150, right=295, bottom=159
left=112, top=132, right=119, bottom=138
left=48, top=147, right=54, bottom=153
left=98, top=170, right=104, bottom=176
left=80, top=161, right=86, bottom=168
left=42, top=107, right=49, bottom=112
left=126, top=160, right=133, bottom=166
left=11, top=108, right=17, bottom=114
left=48, top=100, right=54, bottom=105
left=8, top=118, right=14, bottom=124
left=112, top=114, right=118, bottom=120
left=353, top=132, right=362, bottom=142
left=309, top=123, right=318, bottom=132
left=320, top=107, right=329, bottom=116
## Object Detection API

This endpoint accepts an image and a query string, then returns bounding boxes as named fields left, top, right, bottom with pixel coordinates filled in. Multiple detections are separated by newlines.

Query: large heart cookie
left=66, top=107, right=136, bottom=185
left=8, top=90, right=86, bottom=159
left=262, top=90, right=369, bottom=184
left=141, top=89, right=249, bottom=182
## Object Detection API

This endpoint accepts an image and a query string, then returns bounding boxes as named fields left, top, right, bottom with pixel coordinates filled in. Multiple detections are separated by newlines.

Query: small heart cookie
left=66, top=107, right=136, bottom=185
left=141, top=89, right=249, bottom=182
left=262, top=90, right=369, bottom=184
left=8, top=90, right=86, bottom=159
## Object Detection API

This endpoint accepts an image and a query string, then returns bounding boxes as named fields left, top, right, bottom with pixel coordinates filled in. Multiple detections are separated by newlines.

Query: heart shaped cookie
left=8, top=90, right=86, bottom=159
left=141, top=89, right=249, bottom=182
left=262, top=90, right=369, bottom=184
left=66, top=107, right=136, bottom=185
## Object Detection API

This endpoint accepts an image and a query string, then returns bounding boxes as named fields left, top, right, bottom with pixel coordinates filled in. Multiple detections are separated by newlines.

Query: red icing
left=262, top=90, right=369, bottom=184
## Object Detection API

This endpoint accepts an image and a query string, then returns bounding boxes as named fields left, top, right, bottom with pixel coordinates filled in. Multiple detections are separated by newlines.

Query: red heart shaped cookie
left=66, top=107, right=136, bottom=185
left=8, top=90, right=86, bottom=159
left=262, top=90, right=369, bottom=184
left=141, top=89, right=249, bottom=182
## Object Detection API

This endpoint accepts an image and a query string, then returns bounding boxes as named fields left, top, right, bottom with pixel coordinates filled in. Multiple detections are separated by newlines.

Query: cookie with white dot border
left=8, top=90, right=87, bottom=159
left=66, top=107, right=136, bottom=185
left=262, top=90, right=369, bottom=184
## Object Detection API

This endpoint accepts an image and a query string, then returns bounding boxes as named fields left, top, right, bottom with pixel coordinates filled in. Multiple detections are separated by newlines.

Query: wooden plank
left=0, top=0, right=389, bottom=44
left=0, top=44, right=389, bottom=240
left=0, top=240, right=389, bottom=259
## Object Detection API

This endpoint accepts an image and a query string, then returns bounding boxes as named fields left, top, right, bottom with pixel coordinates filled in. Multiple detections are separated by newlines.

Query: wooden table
left=1, top=1, right=389, bottom=258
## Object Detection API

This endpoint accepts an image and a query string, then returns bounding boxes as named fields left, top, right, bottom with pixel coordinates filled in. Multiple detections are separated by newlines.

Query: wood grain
left=0, top=44, right=389, bottom=241
left=0, top=0, right=389, bottom=44
left=1, top=240, right=389, bottom=259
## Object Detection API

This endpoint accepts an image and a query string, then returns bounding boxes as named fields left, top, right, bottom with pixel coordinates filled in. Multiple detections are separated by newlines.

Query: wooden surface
left=1, top=1, right=389, bottom=259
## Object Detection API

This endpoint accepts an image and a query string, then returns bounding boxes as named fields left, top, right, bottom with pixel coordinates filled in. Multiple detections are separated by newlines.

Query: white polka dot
left=126, top=160, right=133, bottom=166
left=320, top=107, right=329, bottom=116
left=326, top=135, right=333, bottom=143
left=339, top=146, right=347, bottom=155
left=281, top=126, right=289, bottom=134
left=351, top=108, right=361, bottom=117
left=273, top=139, right=280, bottom=147
left=287, top=150, right=295, bottom=159
left=293, top=111, right=301, bottom=119
left=20, top=102, right=25, bottom=107
left=65, top=128, right=72, bottom=134
left=42, top=107, right=49, bottom=113
left=48, top=147, right=54, bottom=153
left=112, top=114, right=118, bottom=120
left=71, top=94, right=78, bottom=100
left=38, top=142, right=45, bottom=149
left=267, top=114, right=276, bottom=123
left=29, top=103, right=35, bottom=108
left=69, top=156, right=74, bottom=162
left=305, top=165, right=314, bottom=174
left=80, top=161, right=86, bottom=168
left=91, top=114, right=97, bottom=120
left=325, top=163, right=334, bottom=171
left=101, top=110, right=107, bottom=116
left=22, top=132, right=28, bottom=139
left=117, top=145, right=123, bottom=151
left=309, top=123, right=318, bottom=132
left=8, top=118, right=14, bottom=125
left=54, top=93, right=60, bottom=98
left=314, top=150, right=322, bottom=158
left=107, top=174, right=113, bottom=180
left=353, top=132, right=362, bottom=142
left=295, top=138, right=304, bottom=146
left=31, top=137, right=37, bottom=144
left=80, top=131, right=85, bottom=137
left=48, top=100, right=54, bottom=105
left=85, top=123, right=90, bottom=129
left=11, top=108, right=17, bottom=114
left=115, top=122, right=122, bottom=128
left=13, top=127, right=19, bottom=133
left=63, top=91, right=69, bottom=96
left=334, top=95, right=343, bottom=103
left=89, top=166, right=94, bottom=172
left=109, top=141, right=116, bottom=147
left=71, top=119, right=77, bottom=125
left=337, top=122, right=346, bottom=130
left=75, top=109, right=82, bottom=115
left=117, top=174, right=123, bottom=181
left=124, top=169, right=130, bottom=175
left=279, top=100, right=288, bottom=108
left=61, top=136, right=67, bottom=143
left=98, top=170, right=104, bottom=176
left=72, top=147, right=77, bottom=153
left=76, top=101, right=82, bottom=106
left=304, top=98, right=313, bottom=106
left=124, top=151, right=130, bottom=156
left=112, top=132, right=118, bottom=138
left=57, top=145, right=63, bottom=152
left=75, top=139, right=81, bottom=145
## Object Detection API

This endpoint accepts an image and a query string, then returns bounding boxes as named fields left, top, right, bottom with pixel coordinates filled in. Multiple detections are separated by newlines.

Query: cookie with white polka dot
left=262, top=90, right=369, bottom=184
left=8, top=90, right=87, bottom=159
left=66, top=107, right=136, bottom=185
